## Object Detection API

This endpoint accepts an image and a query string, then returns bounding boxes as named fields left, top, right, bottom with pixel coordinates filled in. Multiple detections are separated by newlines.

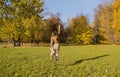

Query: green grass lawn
left=0, top=45, right=120, bottom=77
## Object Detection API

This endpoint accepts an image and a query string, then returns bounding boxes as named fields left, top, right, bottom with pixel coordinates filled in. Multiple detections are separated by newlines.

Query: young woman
left=50, top=25, right=61, bottom=64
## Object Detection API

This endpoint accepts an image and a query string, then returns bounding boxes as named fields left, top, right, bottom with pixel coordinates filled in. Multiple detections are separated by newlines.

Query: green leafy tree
left=0, top=0, right=44, bottom=46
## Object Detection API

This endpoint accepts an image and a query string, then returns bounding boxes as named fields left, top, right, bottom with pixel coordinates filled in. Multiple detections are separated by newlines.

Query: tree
left=68, top=14, right=93, bottom=44
left=93, top=1, right=116, bottom=44
left=22, top=16, right=45, bottom=44
left=0, top=0, right=44, bottom=46
left=92, top=13, right=101, bottom=44
left=112, top=0, right=120, bottom=44
left=43, top=15, right=66, bottom=43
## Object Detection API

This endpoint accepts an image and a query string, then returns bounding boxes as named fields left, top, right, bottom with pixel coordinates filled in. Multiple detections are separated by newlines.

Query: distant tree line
left=0, top=0, right=120, bottom=46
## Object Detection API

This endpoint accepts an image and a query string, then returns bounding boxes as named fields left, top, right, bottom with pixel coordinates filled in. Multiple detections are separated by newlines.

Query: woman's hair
left=52, top=31, right=58, bottom=36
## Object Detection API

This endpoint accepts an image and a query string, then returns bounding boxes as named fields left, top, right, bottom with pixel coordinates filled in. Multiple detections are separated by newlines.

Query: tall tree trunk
left=18, top=36, right=21, bottom=46
left=13, top=37, right=16, bottom=46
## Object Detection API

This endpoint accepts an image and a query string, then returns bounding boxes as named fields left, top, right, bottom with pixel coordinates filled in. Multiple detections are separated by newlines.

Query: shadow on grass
left=71, top=54, right=109, bottom=66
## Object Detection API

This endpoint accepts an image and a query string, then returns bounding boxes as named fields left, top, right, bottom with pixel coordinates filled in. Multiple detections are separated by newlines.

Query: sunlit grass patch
left=0, top=45, right=120, bottom=77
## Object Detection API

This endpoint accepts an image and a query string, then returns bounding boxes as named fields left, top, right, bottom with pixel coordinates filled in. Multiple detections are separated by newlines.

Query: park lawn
left=0, top=45, right=120, bottom=77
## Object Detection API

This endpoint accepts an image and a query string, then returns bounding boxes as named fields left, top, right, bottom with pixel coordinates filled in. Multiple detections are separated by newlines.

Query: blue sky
left=43, top=0, right=111, bottom=24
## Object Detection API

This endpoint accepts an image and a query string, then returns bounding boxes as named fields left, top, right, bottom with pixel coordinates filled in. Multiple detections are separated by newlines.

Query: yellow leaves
left=112, top=0, right=120, bottom=42
left=69, top=15, right=91, bottom=44
left=113, top=0, right=120, bottom=10
left=75, top=30, right=93, bottom=44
